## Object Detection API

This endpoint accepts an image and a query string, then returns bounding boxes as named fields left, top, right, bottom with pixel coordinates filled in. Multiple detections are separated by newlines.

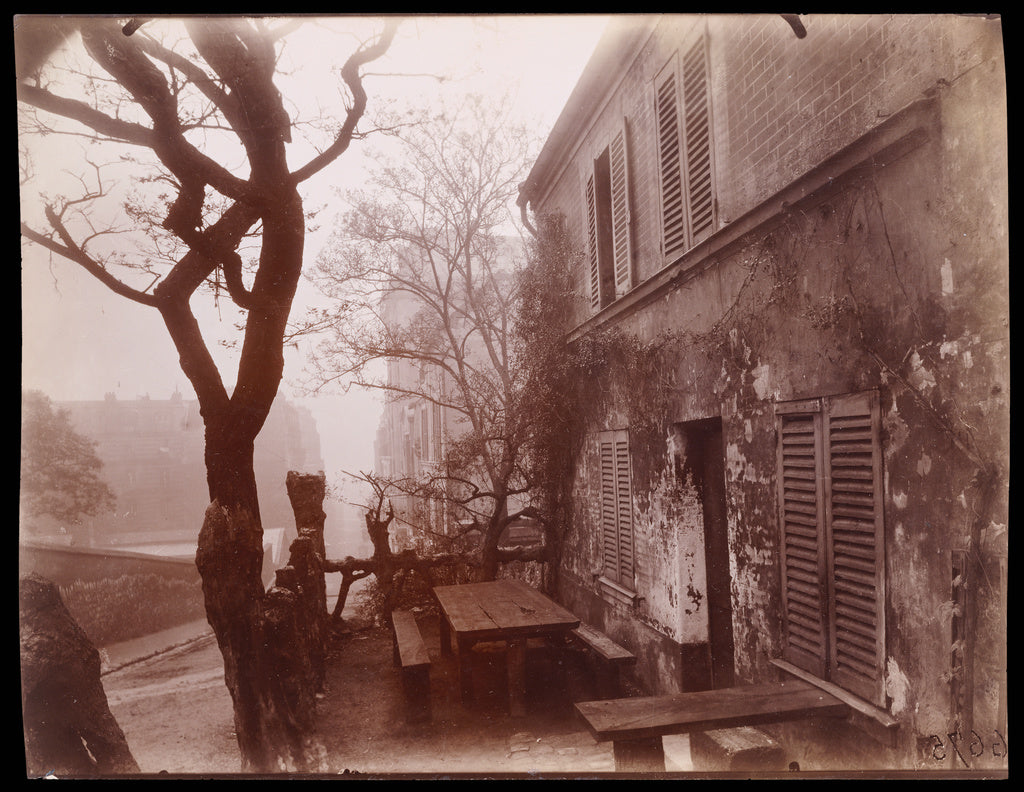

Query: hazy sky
left=19, top=14, right=610, bottom=475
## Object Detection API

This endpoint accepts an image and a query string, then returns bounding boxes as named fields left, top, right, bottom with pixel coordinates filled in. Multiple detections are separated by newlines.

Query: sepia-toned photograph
left=18, top=14, right=1007, bottom=779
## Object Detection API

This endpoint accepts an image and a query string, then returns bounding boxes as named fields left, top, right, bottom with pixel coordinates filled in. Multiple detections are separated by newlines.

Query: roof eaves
left=518, top=14, right=660, bottom=212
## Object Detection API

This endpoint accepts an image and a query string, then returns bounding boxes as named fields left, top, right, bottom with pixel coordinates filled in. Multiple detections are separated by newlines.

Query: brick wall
left=535, top=14, right=998, bottom=331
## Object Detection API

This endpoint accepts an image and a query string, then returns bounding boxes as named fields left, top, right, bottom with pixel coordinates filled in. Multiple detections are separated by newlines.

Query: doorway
left=673, top=417, right=735, bottom=689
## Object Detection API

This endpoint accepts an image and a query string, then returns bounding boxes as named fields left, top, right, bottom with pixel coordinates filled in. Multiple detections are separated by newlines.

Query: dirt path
left=101, top=611, right=691, bottom=777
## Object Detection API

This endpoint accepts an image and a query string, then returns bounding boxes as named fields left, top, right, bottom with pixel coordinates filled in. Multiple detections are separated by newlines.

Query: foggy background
left=20, top=15, right=610, bottom=556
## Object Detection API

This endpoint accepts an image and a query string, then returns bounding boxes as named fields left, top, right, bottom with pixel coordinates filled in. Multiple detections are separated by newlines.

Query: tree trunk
left=285, top=471, right=330, bottom=692
left=194, top=430, right=324, bottom=772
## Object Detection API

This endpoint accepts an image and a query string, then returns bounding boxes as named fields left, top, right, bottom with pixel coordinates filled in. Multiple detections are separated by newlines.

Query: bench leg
left=402, top=666, right=431, bottom=724
left=507, top=637, right=527, bottom=717
left=612, top=737, right=665, bottom=773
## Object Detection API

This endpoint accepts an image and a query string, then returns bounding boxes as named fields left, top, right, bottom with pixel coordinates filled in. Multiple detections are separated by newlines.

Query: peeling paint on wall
left=907, top=350, right=937, bottom=393
left=883, top=404, right=910, bottom=459
left=751, top=363, right=771, bottom=400
left=916, top=454, right=932, bottom=476
left=885, top=657, right=912, bottom=717
left=941, top=257, right=954, bottom=295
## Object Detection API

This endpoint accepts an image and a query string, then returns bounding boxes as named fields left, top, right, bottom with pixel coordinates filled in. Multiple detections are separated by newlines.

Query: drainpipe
left=517, top=180, right=538, bottom=238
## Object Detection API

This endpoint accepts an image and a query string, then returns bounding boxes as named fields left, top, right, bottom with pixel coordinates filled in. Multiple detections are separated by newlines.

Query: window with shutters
left=775, top=390, right=887, bottom=706
left=584, top=121, right=633, bottom=312
left=598, top=430, right=636, bottom=595
left=655, top=34, right=715, bottom=265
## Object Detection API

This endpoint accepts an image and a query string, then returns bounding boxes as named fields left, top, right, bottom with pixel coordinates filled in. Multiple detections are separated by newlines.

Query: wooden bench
left=575, top=678, right=848, bottom=772
left=569, top=623, right=637, bottom=699
left=391, top=610, right=431, bottom=724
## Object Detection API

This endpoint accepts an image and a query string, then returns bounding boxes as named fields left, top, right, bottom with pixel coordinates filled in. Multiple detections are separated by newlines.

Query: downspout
left=517, top=180, right=537, bottom=238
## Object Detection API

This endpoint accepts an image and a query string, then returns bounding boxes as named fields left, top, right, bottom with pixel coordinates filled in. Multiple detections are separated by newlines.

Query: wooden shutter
left=600, top=436, right=618, bottom=580
left=586, top=173, right=600, bottom=311
left=824, top=391, right=885, bottom=704
left=776, top=404, right=828, bottom=678
left=655, top=63, right=687, bottom=262
left=609, top=123, right=633, bottom=297
left=600, top=430, right=635, bottom=588
left=680, top=35, right=714, bottom=244
left=614, top=434, right=635, bottom=585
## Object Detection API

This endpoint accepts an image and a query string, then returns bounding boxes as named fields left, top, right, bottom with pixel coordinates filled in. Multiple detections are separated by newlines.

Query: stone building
left=517, top=14, right=1007, bottom=770
left=41, top=390, right=324, bottom=559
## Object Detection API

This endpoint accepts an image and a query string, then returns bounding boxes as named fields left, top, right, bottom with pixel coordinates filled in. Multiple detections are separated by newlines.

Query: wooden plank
left=575, top=679, right=848, bottom=743
left=484, top=579, right=579, bottom=633
left=433, top=583, right=501, bottom=634
left=433, top=580, right=578, bottom=639
left=572, top=623, right=636, bottom=664
left=392, top=610, right=430, bottom=669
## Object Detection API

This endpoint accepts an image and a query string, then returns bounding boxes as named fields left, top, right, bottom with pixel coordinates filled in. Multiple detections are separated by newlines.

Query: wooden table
left=433, top=578, right=580, bottom=716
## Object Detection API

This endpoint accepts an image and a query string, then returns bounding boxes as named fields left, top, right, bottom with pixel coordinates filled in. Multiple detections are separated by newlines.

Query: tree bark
left=194, top=433, right=324, bottom=772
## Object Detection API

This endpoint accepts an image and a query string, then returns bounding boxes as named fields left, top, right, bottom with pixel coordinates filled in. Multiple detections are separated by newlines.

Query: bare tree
left=18, top=15, right=397, bottom=772
left=307, top=95, right=548, bottom=581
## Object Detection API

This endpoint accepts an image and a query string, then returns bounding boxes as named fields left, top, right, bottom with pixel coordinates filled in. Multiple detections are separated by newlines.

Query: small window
left=599, top=429, right=635, bottom=591
left=655, top=34, right=715, bottom=263
left=585, top=121, right=633, bottom=311
left=775, top=390, right=886, bottom=705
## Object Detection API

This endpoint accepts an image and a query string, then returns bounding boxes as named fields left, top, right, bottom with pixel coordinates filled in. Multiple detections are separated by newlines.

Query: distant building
left=37, top=390, right=324, bottom=568
left=372, top=236, right=533, bottom=550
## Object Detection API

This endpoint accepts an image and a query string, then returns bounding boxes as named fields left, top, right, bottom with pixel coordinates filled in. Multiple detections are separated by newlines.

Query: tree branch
left=290, top=20, right=399, bottom=184
left=21, top=211, right=158, bottom=307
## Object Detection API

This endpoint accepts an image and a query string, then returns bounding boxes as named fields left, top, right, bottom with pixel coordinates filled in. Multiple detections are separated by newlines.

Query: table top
left=575, top=679, right=849, bottom=742
left=433, top=578, right=580, bottom=641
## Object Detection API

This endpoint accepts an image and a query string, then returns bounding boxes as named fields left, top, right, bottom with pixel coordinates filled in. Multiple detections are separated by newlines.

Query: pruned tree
left=20, top=389, right=117, bottom=534
left=17, top=15, right=397, bottom=772
left=324, top=471, right=473, bottom=624
left=307, top=94, right=548, bottom=582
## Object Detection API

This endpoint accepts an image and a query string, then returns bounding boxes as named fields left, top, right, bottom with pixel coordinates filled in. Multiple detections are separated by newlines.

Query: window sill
left=770, top=658, right=900, bottom=749
left=596, top=575, right=640, bottom=608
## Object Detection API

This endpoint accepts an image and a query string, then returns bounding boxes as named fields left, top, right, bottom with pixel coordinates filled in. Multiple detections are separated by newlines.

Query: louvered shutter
left=655, top=64, right=687, bottom=262
left=680, top=36, right=714, bottom=245
left=600, top=437, right=618, bottom=580
left=824, top=391, right=886, bottom=704
left=614, top=435, right=635, bottom=585
left=609, top=124, right=633, bottom=297
left=586, top=173, right=600, bottom=311
left=600, top=430, right=635, bottom=588
left=777, top=403, right=828, bottom=678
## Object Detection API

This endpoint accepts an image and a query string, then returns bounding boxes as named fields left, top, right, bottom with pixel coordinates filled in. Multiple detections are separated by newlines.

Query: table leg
left=456, top=636, right=474, bottom=706
left=439, top=615, right=452, bottom=657
left=612, top=737, right=666, bottom=773
left=507, top=637, right=527, bottom=717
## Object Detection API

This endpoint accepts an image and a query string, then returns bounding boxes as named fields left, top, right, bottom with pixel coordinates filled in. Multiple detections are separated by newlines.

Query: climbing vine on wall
left=519, top=160, right=1006, bottom=755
